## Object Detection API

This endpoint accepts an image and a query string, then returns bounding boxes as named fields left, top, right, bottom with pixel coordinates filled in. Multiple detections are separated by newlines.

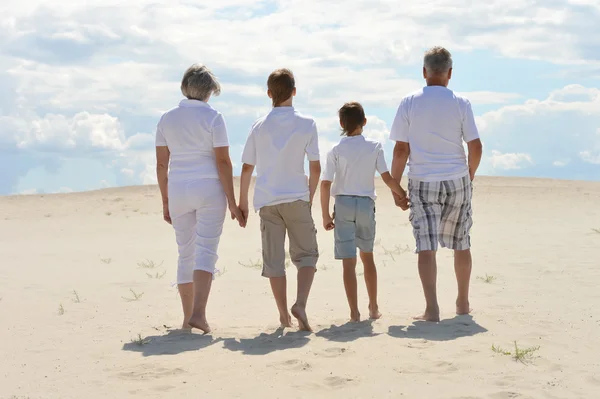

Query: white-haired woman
left=156, top=64, right=243, bottom=333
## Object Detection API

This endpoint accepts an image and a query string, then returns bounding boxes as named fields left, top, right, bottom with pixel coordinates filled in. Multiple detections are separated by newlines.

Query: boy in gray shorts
left=320, top=102, right=408, bottom=321
left=239, top=68, right=321, bottom=332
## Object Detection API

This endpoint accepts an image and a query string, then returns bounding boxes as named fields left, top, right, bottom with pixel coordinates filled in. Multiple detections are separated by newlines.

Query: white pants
left=168, top=178, right=227, bottom=284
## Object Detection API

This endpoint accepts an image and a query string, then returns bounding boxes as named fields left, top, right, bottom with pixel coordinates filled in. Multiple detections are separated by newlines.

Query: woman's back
left=156, top=99, right=229, bottom=182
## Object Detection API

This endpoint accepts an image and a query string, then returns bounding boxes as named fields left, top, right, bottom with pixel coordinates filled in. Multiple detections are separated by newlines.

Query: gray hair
left=423, top=46, right=453, bottom=75
left=180, top=64, right=221, bottom=101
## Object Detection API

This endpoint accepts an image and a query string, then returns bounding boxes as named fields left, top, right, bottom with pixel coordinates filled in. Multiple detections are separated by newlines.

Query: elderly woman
left=155, top=64, right=243, bottom=333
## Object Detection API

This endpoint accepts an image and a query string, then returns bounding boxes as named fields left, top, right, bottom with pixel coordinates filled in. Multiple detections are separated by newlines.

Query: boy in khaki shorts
left=239, top=68, right=321, bottom=331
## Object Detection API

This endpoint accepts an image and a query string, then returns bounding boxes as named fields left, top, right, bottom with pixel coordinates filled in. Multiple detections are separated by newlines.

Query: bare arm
left=381, top=172, right=406, bottom=198
left=214, top=147, right=244, bottom=225
left=467, top=138, right=483, bottom=181
left=391, top=141, right=410, bottom=210
left=308, top=160, right=321, bottom=205
left=156, top=146, right=171, bottom=224
left=320, top=180, right=334, bottom=230
left=239, top=163, right=255, bottom=225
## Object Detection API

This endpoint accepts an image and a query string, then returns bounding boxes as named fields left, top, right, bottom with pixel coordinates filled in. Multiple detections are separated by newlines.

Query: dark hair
left=267, top=68, right=295, bottom=106
left=338, top=102, right=365, bottom=136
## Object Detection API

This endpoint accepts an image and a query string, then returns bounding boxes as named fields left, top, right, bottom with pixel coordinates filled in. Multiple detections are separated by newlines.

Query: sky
left=1, top=0, right=599, bottom=195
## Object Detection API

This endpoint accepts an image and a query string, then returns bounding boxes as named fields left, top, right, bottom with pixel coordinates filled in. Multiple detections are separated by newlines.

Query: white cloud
left=490, top=150, right=533, bottom=170
left=580, top=151, right=600, bottom=164
left=553, top=160, right=570, bottom=167
left=19, top=188, right=37, bottom=195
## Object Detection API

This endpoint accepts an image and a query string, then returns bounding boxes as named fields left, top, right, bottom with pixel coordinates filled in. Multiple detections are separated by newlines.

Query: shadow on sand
left=222, top=327, right=311, bottom=355
left=315, top=320, right=378, bottom=342
left=388, top=315, right=488, bottom=341
left=122, top=329, right=222, bottom=357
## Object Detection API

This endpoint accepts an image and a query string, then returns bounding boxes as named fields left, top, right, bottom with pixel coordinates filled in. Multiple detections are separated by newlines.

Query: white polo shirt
left=155, top=99, right=229, bottom=182
left=389, top=86, right=480, bottom=182
left=241, top=106, right=320, bottom=211
left=322, top=135, right=388, bottom=200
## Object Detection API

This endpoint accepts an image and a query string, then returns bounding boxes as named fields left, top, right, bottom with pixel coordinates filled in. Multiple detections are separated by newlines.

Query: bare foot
left=188, top=314, right=211, bottom=334
left=280, top=314, right=293, bottom=328
left=291, top=304, right=312, bottom=332
left=369, top=305, right=382, bottom=320
left=350, top=310, right=361, bottom=322
left=456, top=300, right=472, bottom=315
left=181, top=322, right=193, bottom=330
left=413, top=308, right=440, bottom=322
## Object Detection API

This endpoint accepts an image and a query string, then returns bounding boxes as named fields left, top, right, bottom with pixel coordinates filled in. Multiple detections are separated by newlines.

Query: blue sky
left=1, top=0, right=599, bottom=195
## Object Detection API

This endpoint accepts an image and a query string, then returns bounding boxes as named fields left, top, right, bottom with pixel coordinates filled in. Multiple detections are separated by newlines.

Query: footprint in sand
left=272, top=359, right=312, bottom=371
left=324, top=376, right=355, bottom=388
left=489, top=392, right=521, bottom=399
left=117, top=364, right=186, bottom=381
left=316, top=347, right=348, bottom=358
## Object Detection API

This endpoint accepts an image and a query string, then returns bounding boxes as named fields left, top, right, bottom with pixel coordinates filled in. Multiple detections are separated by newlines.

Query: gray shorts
left=408, top=175, right=473, bottom=252
left=334, top=195, right=376, bottom=259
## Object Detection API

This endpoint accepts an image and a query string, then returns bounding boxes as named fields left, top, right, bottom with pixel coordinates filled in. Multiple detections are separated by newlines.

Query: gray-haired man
left=390, top=46, right=483, bottom=322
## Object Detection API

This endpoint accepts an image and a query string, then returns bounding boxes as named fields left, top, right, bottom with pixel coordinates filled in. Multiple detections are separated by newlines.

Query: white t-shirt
left=389, top=86, right=480, bottom=182
left=241, top=106, right=320, bottom=211
left=156, top=99, right=229, bottom=182
left=322, top=135, right=388, bottom=200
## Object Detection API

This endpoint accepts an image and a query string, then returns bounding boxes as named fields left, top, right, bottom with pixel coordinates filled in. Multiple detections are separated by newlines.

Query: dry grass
left=492, top=341, right=540, bottom=363
left=122, top=288, right=144, bottom=302
left=477, top=274, right=497, bottom=283
left=138, top=259, right=163, bottom=269
left=71, top=290, right=81, bottom=303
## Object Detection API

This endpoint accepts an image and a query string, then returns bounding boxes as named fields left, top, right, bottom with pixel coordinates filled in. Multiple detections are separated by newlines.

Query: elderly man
left=390, top=46, right=483, bottom=322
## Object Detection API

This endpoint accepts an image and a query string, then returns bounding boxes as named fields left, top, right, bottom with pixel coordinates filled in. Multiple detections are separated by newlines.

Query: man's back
left=390, top=86, right=479, bottom=182
left=241, top=106, right=320, bottom=210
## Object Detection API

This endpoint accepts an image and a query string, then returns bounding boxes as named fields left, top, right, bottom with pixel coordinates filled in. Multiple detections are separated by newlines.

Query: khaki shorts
left=259, top=200, right=319, bottom=278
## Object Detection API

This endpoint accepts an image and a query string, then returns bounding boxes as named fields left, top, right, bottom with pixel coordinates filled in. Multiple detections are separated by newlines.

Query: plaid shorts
left=408, top=175, right=473, bottom=252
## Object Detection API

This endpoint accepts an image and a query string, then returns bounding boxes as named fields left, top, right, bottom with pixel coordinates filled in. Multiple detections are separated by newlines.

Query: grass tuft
left=105, top=211, right=112, bottom=216
left=100, top=258, right=112, bottom=264
left=477, top=274, right=497, bottom=283
left=492, top=341, right=540, bottom=363
left=592, top=228, right=600, bottom=234
left=146, top=270, right=167, bottom=279
left=238, top=258, right=262, bottom=269
left=71, top=290, right=81, bottom=303
left=138, top=259, right=163, bottom=269
left=381, top=244, right=412, bottom=261
left=58, top=304, right=65, bottom=315
left=131, top=333, right=151, bottom=346
left=122, top=288, right=144, bottom=302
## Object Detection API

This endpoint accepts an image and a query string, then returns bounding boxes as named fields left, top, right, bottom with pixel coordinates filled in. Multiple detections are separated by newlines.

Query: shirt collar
left=270, top=106, right=295, bottom=113
left=179, top=99, right=211, bottom=108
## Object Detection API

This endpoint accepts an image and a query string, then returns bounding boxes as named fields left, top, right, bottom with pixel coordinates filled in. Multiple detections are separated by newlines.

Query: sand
left=1, top=176, right=600, bottom=399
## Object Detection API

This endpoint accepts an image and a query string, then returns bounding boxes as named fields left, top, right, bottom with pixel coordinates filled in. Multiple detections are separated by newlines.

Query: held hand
left=393, top=191, right=410, bottom=211
left=162, top=203, right=172, bottom=224
left=238, top=202, right=249, bottom=228
left=323, top=214, right=335, bottom=231
left=229, top=204, right=246, bottom=228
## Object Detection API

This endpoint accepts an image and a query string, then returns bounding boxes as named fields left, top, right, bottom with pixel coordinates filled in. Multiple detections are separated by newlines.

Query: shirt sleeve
left=305, top=121, right=320, bottom=162
left=155, top=119, right=167, bottom=146
left=389, top=98, right=410, bottom=143
left=462, top=100, right=480, bottom=143
left=322, top=149, right=336, bottom=182
left=375, top=143, right=389, bottom=174
left=212, top=113, right=230, bottom=148
left=241, top=125, right=257, bottom=166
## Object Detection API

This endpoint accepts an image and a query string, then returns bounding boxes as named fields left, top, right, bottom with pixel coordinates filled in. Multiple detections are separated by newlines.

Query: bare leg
left=414, top=250, right=440, bottom=322
left=454, top=249, right=472, bottom=314
left=291, top=267, right=315, bottom=332
left=187, top=270, right=213, bottom=334
left=342, top=258, right=360, bottom=321
left=270, top=276, right=293, bottom=327
left=178, top=283, right=194, bottom=329
left=360, top=251, right=381, bottom=319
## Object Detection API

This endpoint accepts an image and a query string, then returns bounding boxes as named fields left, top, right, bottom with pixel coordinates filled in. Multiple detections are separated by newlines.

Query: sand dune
left=1, top=177, right=600, bottom=398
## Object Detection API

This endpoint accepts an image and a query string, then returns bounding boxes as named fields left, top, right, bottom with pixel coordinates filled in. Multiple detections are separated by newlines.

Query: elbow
left=241, top=163, right=254, bottom=174
left=393, top=143, right=410, bottom=159
left=321, top=180, right=331, bottom=189
left=216, top=158, right=232, bottom=172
